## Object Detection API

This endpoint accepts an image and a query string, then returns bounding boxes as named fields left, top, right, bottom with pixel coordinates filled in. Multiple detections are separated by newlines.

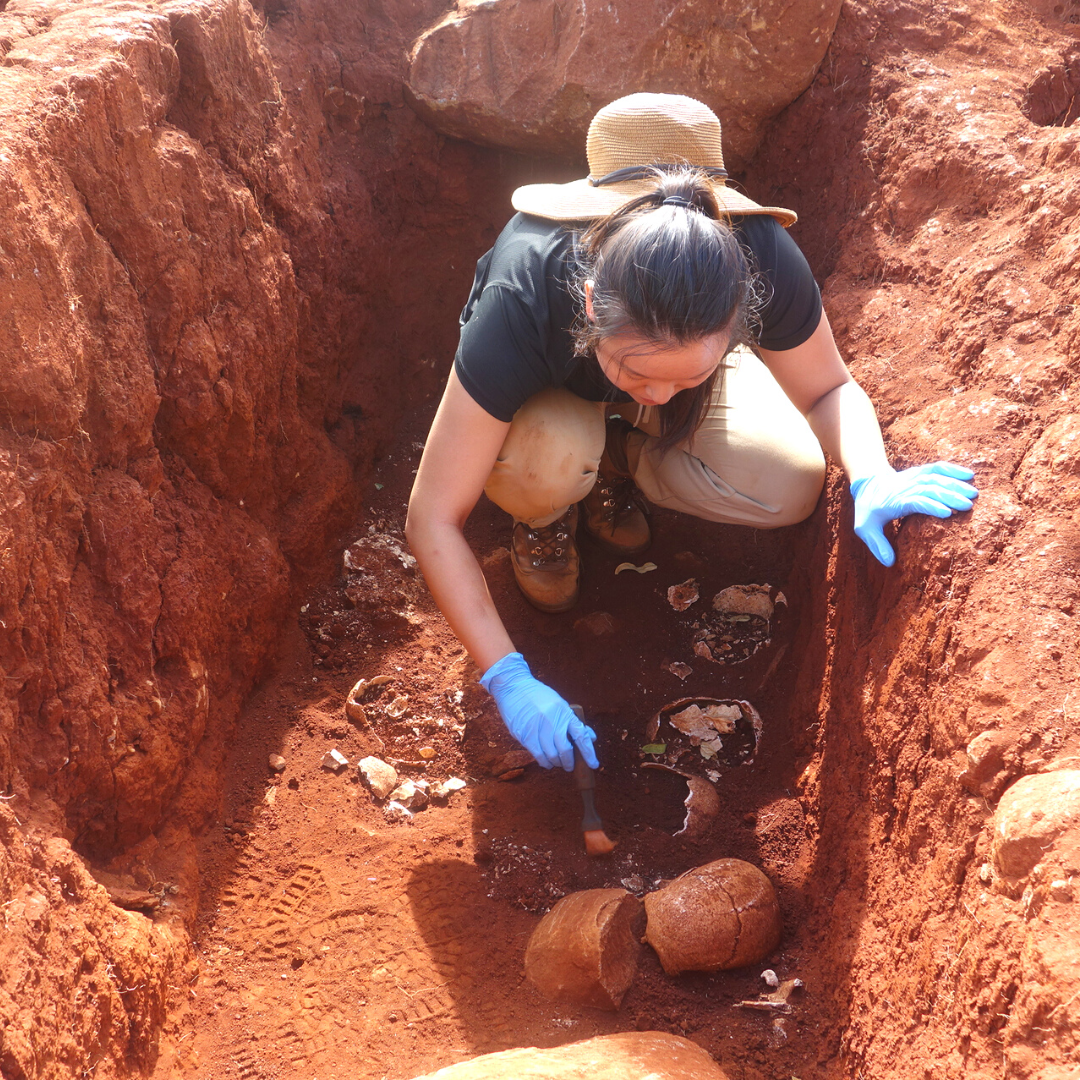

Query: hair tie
left=662, top=195, right=692, bottom=209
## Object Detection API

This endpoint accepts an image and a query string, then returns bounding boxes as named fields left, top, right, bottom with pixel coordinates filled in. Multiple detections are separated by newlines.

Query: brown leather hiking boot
left=511, top=505, right=580, bottom=613
left=582, top=420, right=651, bottom=556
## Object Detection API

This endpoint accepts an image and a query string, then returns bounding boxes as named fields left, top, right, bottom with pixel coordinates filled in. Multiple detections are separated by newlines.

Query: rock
left=1050, top=879, right=1074, bottom=902
left=418, top=746, right=436, bottom=760
left=321, top=749, right=349, bottom=773
left=405, top=0, right=842, bottom=169
left=992, top=770, right=1080, bottom=881
left=389, top=779, right=429, bottom=810
left=405, top=1031, right=731, bottom=1079
left=268, top=754, right=287, bottom=773
left=958, top=730, right=1014, bottom=797
left=644, top=859, right=781, bottom=974
left=711, top=584, right=782, bottom=620
left=667, top=579, right=699, bottom=611
left=384, top=801, right=414, bottom=823
left=524, top=889, right=641, bottom=1010
left=762, top=968, right=779, bottom=988
left=432, top=777, right=467, bottom=800
left=358, top=757, right=399, bottom=800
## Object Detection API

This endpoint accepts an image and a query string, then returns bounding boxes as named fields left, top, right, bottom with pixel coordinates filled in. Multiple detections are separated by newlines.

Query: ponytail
left=572, top=167, right=760, bottom=450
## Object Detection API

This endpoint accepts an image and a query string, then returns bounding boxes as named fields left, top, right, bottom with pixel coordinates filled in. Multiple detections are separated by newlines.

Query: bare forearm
left=805, top=380, right=890, bottom=483
left=406, top=518, right=515, bottom=673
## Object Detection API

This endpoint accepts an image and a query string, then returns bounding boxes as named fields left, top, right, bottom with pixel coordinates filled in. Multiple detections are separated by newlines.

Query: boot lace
left=595, top=474, right=649, bottom=527
left=523, top=516, right=573, bottom=568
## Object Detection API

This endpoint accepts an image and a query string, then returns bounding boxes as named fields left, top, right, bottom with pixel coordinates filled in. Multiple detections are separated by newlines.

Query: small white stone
left=268, top=754, right=287, bottom=773
left=358, top=757, right=398, bottom=799
left=389, top=779, right=428, bottom=810
left=762, top=969, right=780, bottom=988
left=979, top=863, right=993, bottom=883
left=321, top=749, right=349, bottom=773
left=432, top=777, right=467, bottom=799
left=1050, top=879, right=1074, bottom=902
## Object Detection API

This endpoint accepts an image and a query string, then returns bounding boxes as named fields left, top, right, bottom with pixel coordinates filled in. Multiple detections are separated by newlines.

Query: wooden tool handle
left=569, top=705, right=601, bottom=829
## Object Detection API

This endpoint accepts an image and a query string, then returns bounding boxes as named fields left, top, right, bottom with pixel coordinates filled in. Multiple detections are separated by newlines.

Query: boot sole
left=519, top=587, right=580, bottom=614
left=582, top=529, right=652, bottom=559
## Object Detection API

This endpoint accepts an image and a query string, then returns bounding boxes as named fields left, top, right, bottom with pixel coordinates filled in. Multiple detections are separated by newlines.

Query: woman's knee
left=748, top=454, right=826, bottom=528
left=483, top=389, right=605, bottom=524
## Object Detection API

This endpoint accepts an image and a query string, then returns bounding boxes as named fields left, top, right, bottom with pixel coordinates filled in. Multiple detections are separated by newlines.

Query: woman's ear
left=584, top=280, right=596, bottom=323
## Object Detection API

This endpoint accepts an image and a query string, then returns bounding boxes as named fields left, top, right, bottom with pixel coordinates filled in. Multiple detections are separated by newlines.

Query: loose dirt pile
left=2, top=0, right=1080, bottom=1077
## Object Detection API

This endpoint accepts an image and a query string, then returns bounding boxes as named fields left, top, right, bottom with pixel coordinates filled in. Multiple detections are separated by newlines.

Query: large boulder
left=524, top=888, right=641, bottom=1010
left=407, top=1031, right=731, bottom=1079
left=644, top=859, right=781, bottom=974
left=992, top=770, right=1080, bottom=882
left=406, top=0, right=843, bottom=169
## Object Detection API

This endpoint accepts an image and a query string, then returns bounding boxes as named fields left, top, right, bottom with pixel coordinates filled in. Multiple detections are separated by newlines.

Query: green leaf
left=641, top=743, right=666, bottom=755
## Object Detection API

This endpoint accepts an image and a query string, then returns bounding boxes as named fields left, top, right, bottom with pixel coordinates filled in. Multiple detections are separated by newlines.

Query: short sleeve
left=737, top=216, right=823, bottom=352
left=454, top=285, right=555, bottom=422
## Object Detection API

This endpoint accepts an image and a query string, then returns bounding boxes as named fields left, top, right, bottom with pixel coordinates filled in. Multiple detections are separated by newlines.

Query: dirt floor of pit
left=179, top=399, right=838, bottom=1080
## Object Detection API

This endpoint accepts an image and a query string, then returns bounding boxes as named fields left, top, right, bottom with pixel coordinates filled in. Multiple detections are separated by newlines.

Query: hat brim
left=511, top=177, right=797, bottom=227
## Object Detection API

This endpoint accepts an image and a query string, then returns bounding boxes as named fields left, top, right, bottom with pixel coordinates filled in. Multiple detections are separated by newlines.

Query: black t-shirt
left=454, top=212, right=822, bottom=423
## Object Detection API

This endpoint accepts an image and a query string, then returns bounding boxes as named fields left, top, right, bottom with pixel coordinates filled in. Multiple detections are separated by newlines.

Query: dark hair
left=572, top=168, right=759, bottom=450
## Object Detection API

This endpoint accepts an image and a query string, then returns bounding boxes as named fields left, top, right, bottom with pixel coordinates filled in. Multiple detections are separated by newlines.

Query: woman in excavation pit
left=405, top=93, right=978, bottom=773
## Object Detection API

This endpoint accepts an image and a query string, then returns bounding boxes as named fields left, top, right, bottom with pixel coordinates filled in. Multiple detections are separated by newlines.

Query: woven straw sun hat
left=512, top=92, right=796, bottom=227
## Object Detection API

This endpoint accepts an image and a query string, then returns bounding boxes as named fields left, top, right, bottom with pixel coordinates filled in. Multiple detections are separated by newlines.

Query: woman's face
left=584, top=280, right=729, bottom=407
left=593, top=331, right=727, bottom=407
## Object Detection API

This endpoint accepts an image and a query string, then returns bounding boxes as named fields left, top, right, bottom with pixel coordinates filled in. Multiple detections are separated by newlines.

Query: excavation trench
left=186, top=422, right=831, bottom=1077
left=3, top=0, right=1080, bottom=1078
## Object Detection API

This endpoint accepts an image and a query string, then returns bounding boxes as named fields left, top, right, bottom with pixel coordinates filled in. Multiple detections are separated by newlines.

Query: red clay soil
left=3, top=0, right=1080, bottom=1077
left=179, top=405, right=827, bottom=1079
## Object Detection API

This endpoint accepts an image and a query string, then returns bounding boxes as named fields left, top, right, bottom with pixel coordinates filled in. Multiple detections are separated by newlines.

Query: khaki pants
left=484, top=348, right=826, bottom=530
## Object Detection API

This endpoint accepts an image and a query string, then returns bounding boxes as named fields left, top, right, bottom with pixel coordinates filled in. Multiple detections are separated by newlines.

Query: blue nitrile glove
left=850, top=462, right=978, bottom=567
left=479, top=652, right=599, bottom=771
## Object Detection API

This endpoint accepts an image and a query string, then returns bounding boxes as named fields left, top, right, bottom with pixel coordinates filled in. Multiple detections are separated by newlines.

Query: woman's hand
left=480, top=652, right=599, bottom=771
left=850, top=463, right=978, bottom=566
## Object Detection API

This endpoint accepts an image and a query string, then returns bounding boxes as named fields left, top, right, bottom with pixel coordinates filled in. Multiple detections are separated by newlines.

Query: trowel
left=570, top=705, right=616, bottom=856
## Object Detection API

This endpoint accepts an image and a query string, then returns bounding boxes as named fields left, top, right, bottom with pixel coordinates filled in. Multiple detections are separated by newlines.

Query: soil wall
left=745, top=1, right=1080, bottom=1074
left=0, top=0, right=530, bottom=1073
